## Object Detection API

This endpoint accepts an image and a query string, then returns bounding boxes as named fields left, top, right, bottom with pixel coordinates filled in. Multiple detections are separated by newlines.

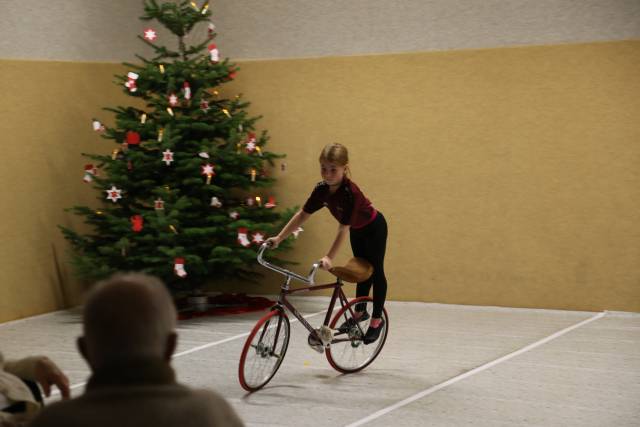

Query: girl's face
left=320, top=161, right=347, bottom=186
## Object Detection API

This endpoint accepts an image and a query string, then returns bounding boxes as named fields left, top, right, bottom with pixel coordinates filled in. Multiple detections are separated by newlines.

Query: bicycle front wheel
left=239, top=309, right=290, bottom=392
left=326, top=296, right=389, bottom=373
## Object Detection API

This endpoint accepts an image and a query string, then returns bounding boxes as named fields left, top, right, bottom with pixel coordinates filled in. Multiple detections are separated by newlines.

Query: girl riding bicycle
left=266, top=143, right=388, bottom=344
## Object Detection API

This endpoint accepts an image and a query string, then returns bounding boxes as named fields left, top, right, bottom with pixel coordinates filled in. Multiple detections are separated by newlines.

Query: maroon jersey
left=302, top=178, right=377, bottom=229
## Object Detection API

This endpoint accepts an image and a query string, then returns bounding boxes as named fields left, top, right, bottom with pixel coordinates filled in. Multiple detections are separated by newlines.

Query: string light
left=140, top=113, right=147, bottom=124
left=222, top=108, right=231, bottom=118
left=169, top=225, right=178, bottom=234
left=159, top=64, right=165, bottom=73
left=157, top=128, right=164, bottom=142
left=166, top=107, right=174, bottom=116
left=111, top=149, right=119, bottom=160
left=255, top=196, right=262, bottom=207
left=190, top=2, right=198, bottom=10
left=250, top=169, right=257, bottom=182
left=201, top=3, right=209, bottom=14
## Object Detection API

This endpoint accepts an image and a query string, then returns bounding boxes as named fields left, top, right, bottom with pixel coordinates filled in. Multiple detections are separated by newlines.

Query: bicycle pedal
left=307, top=333, right=324, bottom=353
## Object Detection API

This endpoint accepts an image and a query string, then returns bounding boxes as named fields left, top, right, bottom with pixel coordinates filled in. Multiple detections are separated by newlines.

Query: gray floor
left=1, top=297, right=639, bottom=426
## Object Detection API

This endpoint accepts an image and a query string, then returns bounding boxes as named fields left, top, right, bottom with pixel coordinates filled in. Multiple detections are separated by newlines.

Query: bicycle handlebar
left=257, top=243, right=320, bottom=285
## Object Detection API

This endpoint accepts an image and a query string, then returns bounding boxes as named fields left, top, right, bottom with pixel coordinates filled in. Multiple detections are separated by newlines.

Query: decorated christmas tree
left=60, top=0, right=297, bottom=295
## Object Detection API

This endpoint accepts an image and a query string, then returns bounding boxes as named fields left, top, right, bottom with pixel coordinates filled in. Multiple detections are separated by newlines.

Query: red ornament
left=131, top=215, right=144, bottom=232
left=126, top=131, right=141, bottom=145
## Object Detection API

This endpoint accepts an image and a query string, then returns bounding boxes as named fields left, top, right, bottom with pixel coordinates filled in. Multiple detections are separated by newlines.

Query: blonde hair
left=319, top=143, right=349, bottom=166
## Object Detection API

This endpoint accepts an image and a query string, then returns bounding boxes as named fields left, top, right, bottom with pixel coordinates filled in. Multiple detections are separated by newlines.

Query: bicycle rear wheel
left=326, top=296, right=388, bottom=373
left=239, top=309, right=290, bottom=392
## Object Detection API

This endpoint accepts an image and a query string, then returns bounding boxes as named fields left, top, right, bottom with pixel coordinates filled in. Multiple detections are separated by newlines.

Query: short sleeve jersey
left=302, top=178, right=376, bottom=228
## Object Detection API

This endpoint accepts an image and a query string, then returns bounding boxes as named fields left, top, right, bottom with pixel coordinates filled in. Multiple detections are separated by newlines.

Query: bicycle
left=238, top=243, right=389, bottom=392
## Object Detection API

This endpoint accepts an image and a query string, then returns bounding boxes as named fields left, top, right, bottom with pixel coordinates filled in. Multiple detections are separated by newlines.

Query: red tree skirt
left=177, top=293, right=274, bottom=320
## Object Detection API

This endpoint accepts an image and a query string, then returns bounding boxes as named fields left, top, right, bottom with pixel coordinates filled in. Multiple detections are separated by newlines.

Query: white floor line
left=49, top=309, right=327, bottom=399
left=344, top=311, right=607, bottom=427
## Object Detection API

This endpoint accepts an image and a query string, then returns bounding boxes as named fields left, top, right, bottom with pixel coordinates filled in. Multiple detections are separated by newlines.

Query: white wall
left=0, top=0, right=638, bottom=62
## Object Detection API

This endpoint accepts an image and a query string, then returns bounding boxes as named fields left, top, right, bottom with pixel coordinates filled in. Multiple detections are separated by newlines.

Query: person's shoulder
left=189, top=389, right=244, bottom=426
left=311, top=181, right=329, bottom=194
left=29, top=398, right=78, bottom=426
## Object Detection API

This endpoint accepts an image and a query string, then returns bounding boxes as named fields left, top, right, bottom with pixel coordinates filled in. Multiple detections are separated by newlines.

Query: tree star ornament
left=154, top=198, right=165, bottom=210
left=201, top=163, right=215, bottom=184
left=143, top=28, right=157, bottom=42
left=162, top=149, right=174, bottom=166
left=229, top=211, right=239, bottom=220
left=200, top=99, right=210, bottom=112
left=168, top=93, right=179, bottom=107
left=251, top=231, right=265, bottom=245
left=106, top=186, right=122, bottom=203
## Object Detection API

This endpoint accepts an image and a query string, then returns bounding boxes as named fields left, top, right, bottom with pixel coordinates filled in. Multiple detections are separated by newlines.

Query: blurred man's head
left=78, top=273, right=177, bottom=370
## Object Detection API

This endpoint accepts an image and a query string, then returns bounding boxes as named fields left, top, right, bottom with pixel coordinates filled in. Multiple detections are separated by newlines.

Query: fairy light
left=250, top=168, right=257, bottom=182
left=140, top=113, right=147, bottom=124
left=222, top=108, right=231, bottom=118
left=255, top=196, right=262, bottom=207
left=95, top=210, right=103, bottom=215
left=157, top=128, right=164, bottom=142
left=201, top=3, right=209, bottom=14
left=213, top=90, right=219, bottom=97
left=159, top=64, right=165, bottom=73
left=169, top=225, right=178, bottom=234
left=236, top=143, right=242, bottom=153
left=256, top=146, right=262, bottom=156
left=111, top=148, right=119, bottom=160
left=190, top=2, right=198, bottom=10
left=166, top=107, right=174, bottom=116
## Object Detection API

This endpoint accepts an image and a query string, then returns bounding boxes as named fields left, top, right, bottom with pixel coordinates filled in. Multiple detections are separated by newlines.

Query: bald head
left=80, top=273, right=177, bottom=368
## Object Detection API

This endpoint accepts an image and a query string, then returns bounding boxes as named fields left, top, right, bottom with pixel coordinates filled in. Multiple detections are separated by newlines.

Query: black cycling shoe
left=337, top=311, right=370, bottom=333
left=363, top=319, right=385, bottom=345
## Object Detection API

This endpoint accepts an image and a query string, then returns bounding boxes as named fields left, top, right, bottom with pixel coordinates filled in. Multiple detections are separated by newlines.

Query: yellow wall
left=1, top=40, right=639, bottom=321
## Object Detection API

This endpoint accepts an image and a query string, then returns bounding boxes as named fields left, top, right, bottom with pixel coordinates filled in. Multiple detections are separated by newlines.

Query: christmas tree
left=60, top=0, right=297, bottom=295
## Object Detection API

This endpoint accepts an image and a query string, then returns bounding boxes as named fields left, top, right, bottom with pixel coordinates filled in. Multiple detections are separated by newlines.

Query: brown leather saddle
left=329, top=258, right=373, bottom=283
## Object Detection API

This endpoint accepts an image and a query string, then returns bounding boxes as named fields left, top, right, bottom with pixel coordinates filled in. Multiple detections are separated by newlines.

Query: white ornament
left=237, top=228, right=251, bottom=247
left=199, top=152, right=210, bottom=158
left=162, top=149, right=174, bottom=166
left=106, top=186, right=122, bottom=203
left=229, top=211, right=239, bottom=220
left=251, top=232, right=265, bottom=245
left=92, top=120, right=105, bottom=132
left=208, top=44, right=219, bottom=62
left=292, top=226, right=304, bottom=239
left=143, top=28, right=157, bottom=42
left=210, top=197, right=222, bottom=208
left=174, top=258, right=187, bottom=278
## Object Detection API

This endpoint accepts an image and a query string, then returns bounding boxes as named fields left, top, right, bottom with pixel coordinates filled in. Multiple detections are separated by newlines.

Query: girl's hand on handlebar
left=319, top=256, right=333, bottom=270
left=265, top=236, right=281, bottom=249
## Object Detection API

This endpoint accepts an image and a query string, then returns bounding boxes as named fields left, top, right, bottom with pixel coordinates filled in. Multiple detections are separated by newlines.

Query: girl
left=266, top=143, right=388, bottom=344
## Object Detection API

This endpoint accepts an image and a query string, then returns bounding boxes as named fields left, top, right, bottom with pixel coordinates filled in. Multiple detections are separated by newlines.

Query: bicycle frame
left=257, top=244, right=352, bottom=341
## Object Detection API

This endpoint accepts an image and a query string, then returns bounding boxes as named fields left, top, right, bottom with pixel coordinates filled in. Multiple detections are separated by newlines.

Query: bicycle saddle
left=329, top=258, right=373, bottom=283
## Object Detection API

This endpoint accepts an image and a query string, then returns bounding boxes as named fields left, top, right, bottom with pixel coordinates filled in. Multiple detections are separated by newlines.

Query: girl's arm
left=320, top=224, right=350, bottom=270
left=266, top=209, right=311, bottom=247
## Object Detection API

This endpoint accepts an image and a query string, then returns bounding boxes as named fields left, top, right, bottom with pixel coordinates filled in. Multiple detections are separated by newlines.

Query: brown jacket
left=29, top=359, right=243, bottom=427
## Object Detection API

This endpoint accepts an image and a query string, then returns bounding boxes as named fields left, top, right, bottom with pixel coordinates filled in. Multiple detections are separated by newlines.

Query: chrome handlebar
left=257, top=243, right=320, bottom=285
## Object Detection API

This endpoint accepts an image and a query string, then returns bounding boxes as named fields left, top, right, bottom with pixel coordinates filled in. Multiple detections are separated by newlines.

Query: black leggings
left=350, top=212, right=388, bottom=318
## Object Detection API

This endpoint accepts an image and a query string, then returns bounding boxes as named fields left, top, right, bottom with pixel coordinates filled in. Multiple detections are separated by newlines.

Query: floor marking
left=344, top=311, right=606, bottom=427
left=49, top=309, right=326, bottom=399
